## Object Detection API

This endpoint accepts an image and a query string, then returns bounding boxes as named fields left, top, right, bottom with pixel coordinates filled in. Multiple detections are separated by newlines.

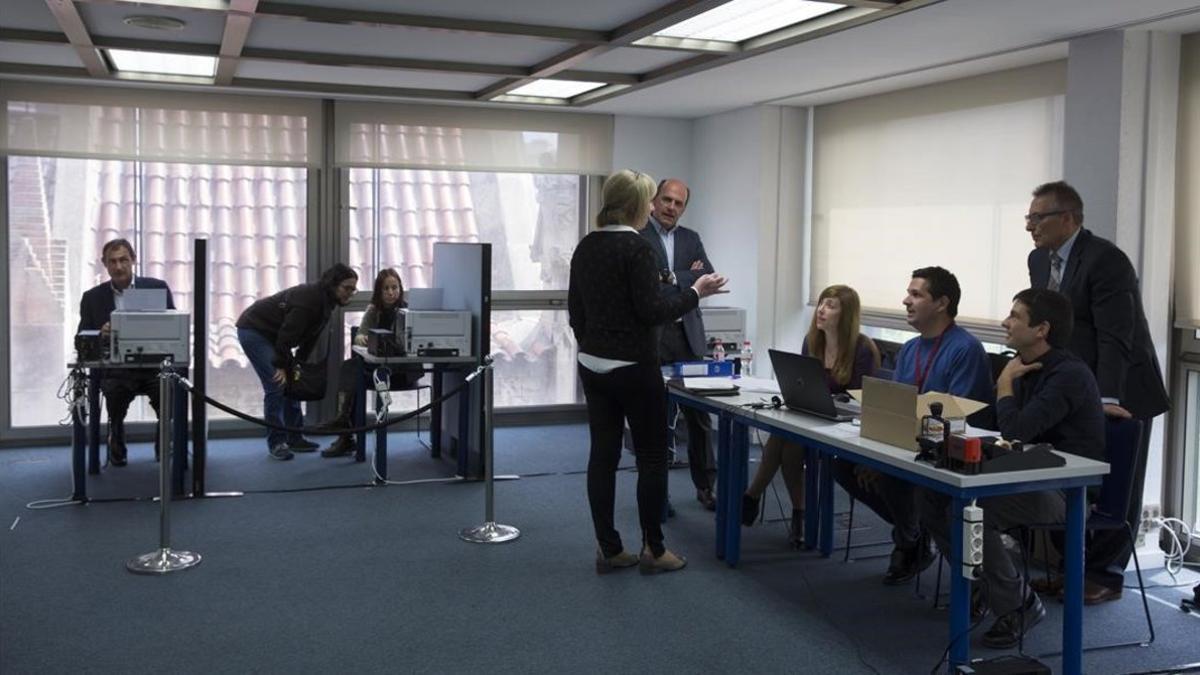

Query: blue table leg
left=1062, top=486, right=1086, bottom=675
left=948, top=495, right=970, bottom=668
left=818, top=451, right=834, bottom=557
left=354, top=365, right=367, bottom=463
left=374, top=388, right=388, bottom=483
left=715, top=413, right=731, bottom=561
left=87, top=373, right=101, bottom=474
left=725, top=419, right=749, bottom=567
left=804, top=446, right=820, bottom=550
left=71, top=403, right=86, bottom=501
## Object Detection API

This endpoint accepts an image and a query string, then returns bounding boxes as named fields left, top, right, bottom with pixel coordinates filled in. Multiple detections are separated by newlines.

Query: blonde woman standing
left=568, top=169, right=727, bottom=574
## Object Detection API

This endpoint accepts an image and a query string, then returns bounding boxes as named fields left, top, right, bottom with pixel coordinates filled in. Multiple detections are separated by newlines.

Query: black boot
left=107, top=420, right=128, bottom=467
left=321, top=434, right=356, bottom=458
left=316, top=392, right=353, bottom=432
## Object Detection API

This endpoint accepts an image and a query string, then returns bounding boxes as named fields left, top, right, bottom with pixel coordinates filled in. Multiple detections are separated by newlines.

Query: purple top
left=801, top=334, right=877, bottom=394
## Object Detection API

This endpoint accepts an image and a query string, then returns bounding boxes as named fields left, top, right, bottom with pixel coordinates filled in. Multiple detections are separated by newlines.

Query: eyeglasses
left=1024, top=209, right=1070, bottom=225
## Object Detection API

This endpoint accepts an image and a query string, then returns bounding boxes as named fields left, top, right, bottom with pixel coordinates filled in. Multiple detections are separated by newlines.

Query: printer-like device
left=110, top=310, right=190, bottom=364
left=396, top=309, right=472, bottom=357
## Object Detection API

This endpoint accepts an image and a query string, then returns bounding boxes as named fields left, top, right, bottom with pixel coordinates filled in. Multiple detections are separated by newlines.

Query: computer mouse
left=833, top=393, right=851, bottom=403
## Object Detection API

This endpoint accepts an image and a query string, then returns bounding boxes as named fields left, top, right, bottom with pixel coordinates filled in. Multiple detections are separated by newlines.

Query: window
left=811, top=61, right=1066, bottom=324
left=345, top=168, right=584, bottom=407
left=7, top=156, right=307, bottom=426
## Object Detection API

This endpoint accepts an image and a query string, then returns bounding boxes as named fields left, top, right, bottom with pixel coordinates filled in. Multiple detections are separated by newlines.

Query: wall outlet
left=1138, top=503, right=1163, bottom=547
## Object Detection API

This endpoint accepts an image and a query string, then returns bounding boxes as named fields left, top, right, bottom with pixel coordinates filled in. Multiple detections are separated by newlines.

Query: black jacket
left=77, top=276, right=175, bottom=333
left=1028, top=229, right=1169, bottom=419
left=641, top=221, right=713, bottom=357
left=994, top=348, right=1105, bottom=462
left=236, top=283, right=336, bottom=369
left=569, top=228, right=699, bottom=365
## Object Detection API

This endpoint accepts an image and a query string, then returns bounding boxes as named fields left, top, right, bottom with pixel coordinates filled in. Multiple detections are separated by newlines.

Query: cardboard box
left=850, top=376, right=989, bottom=452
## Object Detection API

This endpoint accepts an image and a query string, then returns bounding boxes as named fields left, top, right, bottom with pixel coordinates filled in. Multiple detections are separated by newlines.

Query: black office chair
left=1023, top=417, right=1154, bottom=655
left=987, top=350, right=1017, bottom=382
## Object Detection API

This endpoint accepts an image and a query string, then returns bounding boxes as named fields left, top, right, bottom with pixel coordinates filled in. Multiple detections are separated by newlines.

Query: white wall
left=686, top=105, right=807, bottom=367
left=612, top=115, right=693, bottom=186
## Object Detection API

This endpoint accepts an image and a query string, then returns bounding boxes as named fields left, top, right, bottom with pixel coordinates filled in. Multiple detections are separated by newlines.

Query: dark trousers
left=99, top=370, right=161, bottom=430
left=833, top=458, right=922, bottom=549
left=658, top=322, right=715, bottom=491
left=579, top=362, right=670, bottom=558
left=1087, top=417, right=1155, bottom=590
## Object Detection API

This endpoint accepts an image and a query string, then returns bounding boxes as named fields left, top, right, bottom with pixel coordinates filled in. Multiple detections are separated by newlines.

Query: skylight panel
left=106, top=49, right=217, bottom=78
left=507, top=80, right=607, bottom=99
left=654, top=0, right=845, bottom=42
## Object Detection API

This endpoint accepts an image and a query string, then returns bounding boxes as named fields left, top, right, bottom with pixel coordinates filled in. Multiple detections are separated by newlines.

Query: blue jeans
left=238, top=327, right=303, bottom=449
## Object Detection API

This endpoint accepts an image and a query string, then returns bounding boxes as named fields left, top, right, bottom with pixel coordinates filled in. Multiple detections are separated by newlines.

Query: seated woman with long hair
left=741, top=284, right=879, bottom=546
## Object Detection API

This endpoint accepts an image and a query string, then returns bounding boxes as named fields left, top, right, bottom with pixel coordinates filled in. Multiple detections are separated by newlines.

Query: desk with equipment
left=668, top=380, right=1108, bottom=675
left=349, top=242, right=492, bottom=480
left=70, top=308, right=190, bottom=501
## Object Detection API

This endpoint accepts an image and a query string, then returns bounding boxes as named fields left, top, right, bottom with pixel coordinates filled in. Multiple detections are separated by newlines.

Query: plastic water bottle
left=713, top=341, right=726, bottom=362
left=741, top=340, right=753, bottom=376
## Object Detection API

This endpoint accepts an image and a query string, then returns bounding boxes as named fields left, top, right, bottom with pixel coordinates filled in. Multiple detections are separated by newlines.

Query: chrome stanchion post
left=459, top=358, right=519, bottom=544
left=127, top=359, right=202, bottom=574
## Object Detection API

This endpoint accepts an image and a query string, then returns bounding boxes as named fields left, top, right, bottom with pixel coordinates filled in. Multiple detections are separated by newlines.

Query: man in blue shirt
left=835, top=266, right=992, bottom=584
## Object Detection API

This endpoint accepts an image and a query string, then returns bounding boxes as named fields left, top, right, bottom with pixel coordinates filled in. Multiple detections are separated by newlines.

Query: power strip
left=962, top=504, right=984, bottom=579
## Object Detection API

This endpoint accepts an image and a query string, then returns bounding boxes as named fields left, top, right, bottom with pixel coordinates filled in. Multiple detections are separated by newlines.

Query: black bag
left=284, top=360, right=328, bottom=401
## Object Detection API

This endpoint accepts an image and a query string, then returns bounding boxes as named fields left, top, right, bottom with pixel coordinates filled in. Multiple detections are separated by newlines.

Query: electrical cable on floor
left=792, top=558, right=884, bottom=675
left=928, top=578, right=994, bottom=675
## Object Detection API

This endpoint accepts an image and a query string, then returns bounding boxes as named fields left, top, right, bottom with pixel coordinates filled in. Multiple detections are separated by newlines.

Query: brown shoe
left=1083, top=580, right=1122, bottom=605
left=1029, top=576, right=1063, bottom=595
left=639, top=547, right=687, bottom=575
left=595, top=550, right=638, bottom=575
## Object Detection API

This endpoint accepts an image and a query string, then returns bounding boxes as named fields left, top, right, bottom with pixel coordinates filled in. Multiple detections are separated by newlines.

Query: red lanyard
left=914, top=326, right=949, bottom=393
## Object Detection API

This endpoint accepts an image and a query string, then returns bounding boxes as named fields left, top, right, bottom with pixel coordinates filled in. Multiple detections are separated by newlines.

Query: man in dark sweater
left=923, top=288, right=1104, bottom=648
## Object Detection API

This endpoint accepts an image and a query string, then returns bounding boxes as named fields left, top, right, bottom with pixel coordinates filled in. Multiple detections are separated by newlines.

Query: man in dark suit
left=1025, top=181, right=1170, bottom=603
left=642, top=178, right=717, bottom=510
left=77, top=238, right=175, bottom=466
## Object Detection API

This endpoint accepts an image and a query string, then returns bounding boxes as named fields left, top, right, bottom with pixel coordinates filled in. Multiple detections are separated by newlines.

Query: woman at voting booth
left=319, top=268, right=423, bottom=458
left=741, top=284, right=879, bottom=546
left=568, top=169, right=727, bottom=575
left=236, top=263, right=359, bottom=461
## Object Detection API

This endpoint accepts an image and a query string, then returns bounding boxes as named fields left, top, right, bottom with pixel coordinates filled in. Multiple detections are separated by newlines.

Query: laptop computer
left=119, top=288, right=168, bottom=311
left=767, top=348, right=860, bottom=422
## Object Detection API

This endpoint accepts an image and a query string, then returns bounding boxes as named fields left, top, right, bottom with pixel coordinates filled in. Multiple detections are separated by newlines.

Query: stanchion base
left=126, top=547, right=202, bottom=574
left=459, top=522, right=520, bottom=544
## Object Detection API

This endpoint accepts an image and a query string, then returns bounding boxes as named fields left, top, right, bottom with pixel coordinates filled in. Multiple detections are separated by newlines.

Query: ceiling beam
left=44, top=0, right=109, bottom=77
left=475, top=0, right=727, bottom=101
left=71, top=0, right=610, bottom=44
left=0, top=30, right=637, bottom=85
left=214, top=0, right=257, bottom=85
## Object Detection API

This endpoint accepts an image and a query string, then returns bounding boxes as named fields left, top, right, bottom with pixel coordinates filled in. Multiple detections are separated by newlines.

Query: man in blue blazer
left=1025, top=181, right=1169, bottom=603
left=77, top=238, right=175, bottom=466
left=643, top=178, right=717, bottom=510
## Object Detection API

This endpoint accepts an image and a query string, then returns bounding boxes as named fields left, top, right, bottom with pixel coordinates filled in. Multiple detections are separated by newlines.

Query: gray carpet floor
left=2, top=425, right=1198, bottom=674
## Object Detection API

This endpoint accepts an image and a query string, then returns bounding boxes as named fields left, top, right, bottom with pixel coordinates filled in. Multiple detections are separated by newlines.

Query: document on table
left=824, top=421, right=861, bottom=438
left=682, top=377, right=739, bottom=391
left=734, top=376, right=781, bottom=394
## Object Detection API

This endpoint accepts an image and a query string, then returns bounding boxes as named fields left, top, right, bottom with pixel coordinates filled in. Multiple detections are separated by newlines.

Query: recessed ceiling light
left=106, top=48, right=216, bottom=77
left=507, top=79, right=607, bottom=99
left=123, top=15, right=188, bottom=31
left=653, top=0, right=844, bottom=42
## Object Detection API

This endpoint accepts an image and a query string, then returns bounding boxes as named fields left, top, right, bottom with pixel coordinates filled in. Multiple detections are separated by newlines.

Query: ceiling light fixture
left=507, top=79, right=607, bottom=99
left=123, top=15, right=188, bottom=31
left=106, top=48, right=217, bottom=78
left=652, top=0, right=845, bottom=42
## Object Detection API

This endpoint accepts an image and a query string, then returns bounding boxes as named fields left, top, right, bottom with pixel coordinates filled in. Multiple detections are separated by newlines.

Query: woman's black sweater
left=568, top=228, right=700, bottom=365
